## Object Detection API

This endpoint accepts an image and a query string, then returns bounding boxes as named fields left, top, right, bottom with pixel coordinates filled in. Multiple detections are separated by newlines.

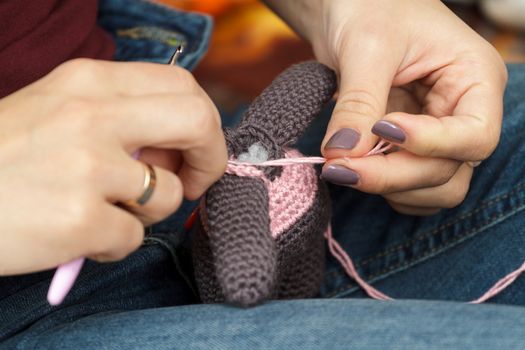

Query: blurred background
left=157, top=0, right=525, bottom=112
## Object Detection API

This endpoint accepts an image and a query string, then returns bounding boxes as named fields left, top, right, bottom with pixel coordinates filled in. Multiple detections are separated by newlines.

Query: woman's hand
left=0, top=59, right=227, bottom=275
left=266, top=0, right=507, bottom=215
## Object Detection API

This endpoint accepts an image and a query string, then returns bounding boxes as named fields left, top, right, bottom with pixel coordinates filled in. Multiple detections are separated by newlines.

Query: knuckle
left=334, top=90, right=382, bottom=121
left=418, top=139, right=440, bottom=158
left=483, top=125, right=500, bottom=158
left=433, top=160, right=460, bottom=186
left=345, top=24, right=387, bottom=54
left=119, top=219, right=144, bottom=255
left=58, top=98, right=94, bottom=122
left=170, top=67, right=198, bottom=90
left=61, top=196, right=98, bottom=233
left=61, top=58, right=97, bottom=71
left=471, top=121, right=500, bottom=160
left=485, top=44, right=508, bottom=85
left=163, top=176, right=184, bottom=216
left=149, top=175, right=183, bottom=222
left=73, top=149, right=103, bottom=182
left=174, top=66, right=193, bottom=82
left=67, top=148, right=109, bottom=190
left=186, top=95, right=221, bottom=140
left=215, top=148, right=229, bottom=178
left=443, top=180, right=470, bottom=209
left=58, top=97, right=90, bottom=116
left=433, top=75, right=463, bottom=107
left=56, top=97, right=101, bottom=134
left=94, top=218, right=144, bottom=262
left=54, top=58, right=102, bottom=86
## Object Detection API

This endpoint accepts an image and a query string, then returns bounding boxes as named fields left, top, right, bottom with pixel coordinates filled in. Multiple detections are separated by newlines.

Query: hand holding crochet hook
left=46, top=47, right=182, bottom=304
left=0, top=46, right=225, bottom=303
left=46, top=46, right=227, bottom=305
left=266, top=0, right=507, bottom=216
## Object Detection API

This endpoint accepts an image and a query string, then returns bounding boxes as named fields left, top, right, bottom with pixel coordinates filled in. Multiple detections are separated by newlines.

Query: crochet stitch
left=192, top=61, right=336, bottom=307
left=191, top=61, right=525, bottom=307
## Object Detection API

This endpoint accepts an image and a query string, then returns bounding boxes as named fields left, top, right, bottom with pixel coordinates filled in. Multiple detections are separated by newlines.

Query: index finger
left=372, top=66, right=506, bottom=161
left=103, top=94, right=227, bottom=200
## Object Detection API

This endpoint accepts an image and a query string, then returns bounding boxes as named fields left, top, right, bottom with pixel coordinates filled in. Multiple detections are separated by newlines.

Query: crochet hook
left=47, top=46, right=184, bottom=305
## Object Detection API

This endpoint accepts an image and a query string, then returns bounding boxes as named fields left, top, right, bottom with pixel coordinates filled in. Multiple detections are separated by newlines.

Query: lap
left=5, top=299, right=525, bottom=349
left=0, top=241, right=197, bottom=343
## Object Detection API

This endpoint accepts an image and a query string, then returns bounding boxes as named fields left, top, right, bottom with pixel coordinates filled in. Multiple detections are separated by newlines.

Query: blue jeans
left=2, top=1, right=525, bottom=348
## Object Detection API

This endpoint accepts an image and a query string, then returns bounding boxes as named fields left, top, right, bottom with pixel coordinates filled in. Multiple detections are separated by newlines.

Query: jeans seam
left=326, top=202, right=525, bottom=298
left=142, top=237, right=198, bottom=298
left=324, top=181, right=525, bottom=297
left=325, top=181, right=525, bottom=282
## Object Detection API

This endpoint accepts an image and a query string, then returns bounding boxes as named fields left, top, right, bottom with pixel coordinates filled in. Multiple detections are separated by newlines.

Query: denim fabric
left=5, top=299, right=525, bottom=349
left=2, top=0, right=525, bottom=346
left=98, top=0, right=212, bottom=70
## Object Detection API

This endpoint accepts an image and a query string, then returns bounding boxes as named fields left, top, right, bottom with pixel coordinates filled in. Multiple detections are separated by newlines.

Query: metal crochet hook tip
left=168, top=45, right=184, bottom=66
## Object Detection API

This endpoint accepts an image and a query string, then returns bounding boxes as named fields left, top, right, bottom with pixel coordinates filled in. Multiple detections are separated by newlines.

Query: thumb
left=321, top=52, right=397, bottom=158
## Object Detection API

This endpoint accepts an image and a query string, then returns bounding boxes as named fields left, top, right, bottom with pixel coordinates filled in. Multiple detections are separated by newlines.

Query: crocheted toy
left=192, top=61, right=337, bottom=307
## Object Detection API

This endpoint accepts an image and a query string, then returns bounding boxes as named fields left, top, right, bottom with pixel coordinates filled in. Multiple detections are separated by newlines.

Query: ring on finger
left=121, top=162, right=157, bottom=208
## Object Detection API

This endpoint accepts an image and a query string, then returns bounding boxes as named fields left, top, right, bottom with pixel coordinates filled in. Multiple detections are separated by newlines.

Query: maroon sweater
left=0, top=0, right=115, bottom=98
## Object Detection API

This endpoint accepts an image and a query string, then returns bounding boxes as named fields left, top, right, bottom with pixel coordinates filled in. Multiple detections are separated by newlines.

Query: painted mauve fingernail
left=325, top=128, right=361, bottom=150
left=372, top=120, right=406, bottom=143
left=321, top=164, right=359, bottom=186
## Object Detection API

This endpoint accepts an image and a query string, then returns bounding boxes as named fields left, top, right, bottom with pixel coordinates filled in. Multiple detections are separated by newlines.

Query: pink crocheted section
left=267, top=150, right=318, bottom=237
left=226, top=149, right=318, bottom=238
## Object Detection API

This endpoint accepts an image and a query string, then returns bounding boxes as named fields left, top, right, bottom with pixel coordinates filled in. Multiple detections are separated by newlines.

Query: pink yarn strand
left=325, top=226, right=392, bottom=300
left=470, top=260, right=525, bottom=303
left=365, top=139, right=393, bottom=156
left=228, top=157, right=326, bottom=167
left=227, top=140, right=390, bottom=170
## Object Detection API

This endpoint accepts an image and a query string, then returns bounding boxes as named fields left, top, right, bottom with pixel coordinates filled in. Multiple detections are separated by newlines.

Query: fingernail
left=325, top=128, right=361, bottom=150
left=372, top=120, right=406, bottom=143
left=321, top=164, right=359, bottom=186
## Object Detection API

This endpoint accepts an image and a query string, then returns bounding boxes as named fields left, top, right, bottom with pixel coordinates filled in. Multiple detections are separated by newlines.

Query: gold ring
left=122, top=162, right=157, bottom=208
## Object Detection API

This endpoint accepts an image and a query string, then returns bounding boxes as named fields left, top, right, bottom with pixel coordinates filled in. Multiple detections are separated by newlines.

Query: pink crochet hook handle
left=47, top=149, right=144, bottom=305
left=48, top=150, right=142, bottom=305
left=47, top=257, right=85, bottom=305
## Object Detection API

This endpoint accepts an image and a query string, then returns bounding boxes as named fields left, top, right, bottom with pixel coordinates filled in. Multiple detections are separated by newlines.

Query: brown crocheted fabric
left=192, top=61, right=337, bottom=307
